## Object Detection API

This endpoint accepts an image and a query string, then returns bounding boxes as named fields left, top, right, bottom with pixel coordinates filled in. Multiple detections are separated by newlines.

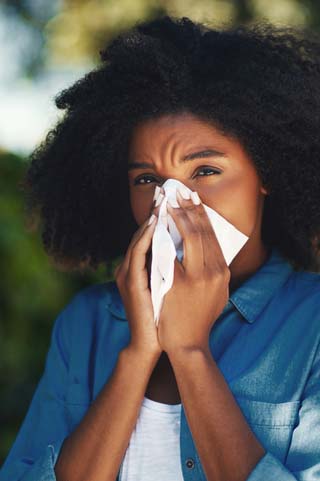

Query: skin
left=122, top=111, right=268, bottom=480
left=55, top=111, right=268, bottom=481
left=127, top=111, right=271, bottom=297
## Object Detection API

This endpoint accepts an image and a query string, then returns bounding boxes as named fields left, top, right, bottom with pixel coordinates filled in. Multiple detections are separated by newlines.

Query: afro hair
left=21, top=14, right=320, bottom=272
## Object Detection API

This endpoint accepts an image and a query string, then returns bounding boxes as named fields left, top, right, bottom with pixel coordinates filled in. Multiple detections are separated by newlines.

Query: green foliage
left=0, top=150, right=116, bottom=463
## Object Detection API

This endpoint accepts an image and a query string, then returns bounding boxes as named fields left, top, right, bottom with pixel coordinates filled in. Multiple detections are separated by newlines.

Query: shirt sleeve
left=246, top=338, right=320, bottom=481
left=0, top=294, right=77, bottom=481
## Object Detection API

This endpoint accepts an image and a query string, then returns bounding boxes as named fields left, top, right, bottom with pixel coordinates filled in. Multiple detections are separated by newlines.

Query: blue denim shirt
left=1, top=246, right=320, bottom=481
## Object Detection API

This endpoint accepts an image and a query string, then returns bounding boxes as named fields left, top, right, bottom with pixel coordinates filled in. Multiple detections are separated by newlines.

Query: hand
left=113, top=186, right=165, bottom=358
left=157, top=189, right=231, bottom=355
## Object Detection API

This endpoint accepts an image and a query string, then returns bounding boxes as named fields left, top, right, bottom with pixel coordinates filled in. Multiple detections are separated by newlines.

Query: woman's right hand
left=113, top=186, right=165, bottom=359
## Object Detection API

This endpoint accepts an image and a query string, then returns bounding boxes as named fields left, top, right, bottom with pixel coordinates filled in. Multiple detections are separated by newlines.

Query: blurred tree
left=301, top=0, right=320, bottom=28
left=4, top=0, right=320, bottom=76
left=0, top=150, right=116, bottom=462
left=0, top=0, right=60, bottom=77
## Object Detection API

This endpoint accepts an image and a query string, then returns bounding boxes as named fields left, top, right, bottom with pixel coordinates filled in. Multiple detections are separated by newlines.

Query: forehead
left=128, top=112, right=246, bottom=160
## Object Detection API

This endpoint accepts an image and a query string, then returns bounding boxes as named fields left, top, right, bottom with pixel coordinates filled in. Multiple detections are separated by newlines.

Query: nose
left=159, top=177, right=194, bottom=193
left=160, top=178, right=193, bottom=198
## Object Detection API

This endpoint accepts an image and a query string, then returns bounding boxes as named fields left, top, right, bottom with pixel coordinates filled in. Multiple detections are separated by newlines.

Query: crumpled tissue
left=150, top=178, right=249, bottom=326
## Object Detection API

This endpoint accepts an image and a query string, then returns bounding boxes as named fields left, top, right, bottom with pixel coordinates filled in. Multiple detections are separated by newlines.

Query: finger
left=194, top=201, right=227, bottom=271
left=167, top=189, right=204, bottom=276
left=152, top=190, right=165, bottom=215
left=118, top=187, right=163, bottom=277
left=147, top=187, right=168, bottom=232
left=171, top=190, right=227, bottom=273
left=118, top=212, right=158, bottom=277
left=183, top=191, right=226, bottom=270
left=128, top=214, right=157, bottom=283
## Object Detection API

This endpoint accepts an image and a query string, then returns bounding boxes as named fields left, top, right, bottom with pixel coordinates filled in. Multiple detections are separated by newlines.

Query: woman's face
left=127, top=112, right=269, bottom=272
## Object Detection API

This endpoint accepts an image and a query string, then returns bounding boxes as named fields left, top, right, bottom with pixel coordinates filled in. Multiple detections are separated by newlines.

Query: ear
left=260, top=185, right=269, bottom=195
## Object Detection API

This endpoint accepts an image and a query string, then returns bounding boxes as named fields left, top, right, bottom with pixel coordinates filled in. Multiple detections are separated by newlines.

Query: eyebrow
left=127, top=148, right=227, bottom=171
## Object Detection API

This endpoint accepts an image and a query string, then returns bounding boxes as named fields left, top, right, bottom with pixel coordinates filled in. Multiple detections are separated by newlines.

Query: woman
left=1, top=14, right=319, bottom=481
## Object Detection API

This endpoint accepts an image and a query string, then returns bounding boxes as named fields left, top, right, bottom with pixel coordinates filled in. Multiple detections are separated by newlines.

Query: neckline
left=142, top=396, right=182, bottom=413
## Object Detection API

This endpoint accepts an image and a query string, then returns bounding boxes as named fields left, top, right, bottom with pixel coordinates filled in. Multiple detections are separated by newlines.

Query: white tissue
left=150, top=178, right=249, bottom=326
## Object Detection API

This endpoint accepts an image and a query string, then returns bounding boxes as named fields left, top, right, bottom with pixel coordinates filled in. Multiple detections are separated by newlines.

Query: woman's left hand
left=157, top=189, right=231, bottom=354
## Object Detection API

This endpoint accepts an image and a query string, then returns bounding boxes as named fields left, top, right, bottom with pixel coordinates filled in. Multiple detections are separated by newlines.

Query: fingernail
left=178, top=187, right=191, bottom=200
left=153, top=185, right=161, bottom=202
left=148, top=214, right=156, bottom=225
left=190, top=191, right=201, bottom=205
left=155, top=192, right=164, bottom=207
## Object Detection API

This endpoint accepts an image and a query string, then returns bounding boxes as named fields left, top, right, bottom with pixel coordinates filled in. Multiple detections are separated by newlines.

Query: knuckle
left=184, top=202, right=196, bottom=211
left=204, top=228, right=214, bottom=238
left=224, top=268, right=231, bottom=281
left=216, top=265, right=230, bottom=280
left=189, top=228, right=201, bottom=240
left=192, top=234, right=202, bottom=245
left=190, top=270, right=205, bottom=284
left=173, top=205, right=184, bottom=215
left=198, top=208, right=208, bottom=219
left=203, top=268, right=214, bottom=281
left=206, top=265, right=228, bottom=283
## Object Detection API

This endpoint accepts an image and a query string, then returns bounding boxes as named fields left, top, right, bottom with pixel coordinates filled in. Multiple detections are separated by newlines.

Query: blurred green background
left=1, top=0, right=320, bottom=465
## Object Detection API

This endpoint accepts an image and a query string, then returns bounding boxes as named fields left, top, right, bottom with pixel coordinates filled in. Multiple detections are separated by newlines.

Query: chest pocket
left=64, top=382, right=92, bottom=430
left=235, top=397, right=301, bottom=462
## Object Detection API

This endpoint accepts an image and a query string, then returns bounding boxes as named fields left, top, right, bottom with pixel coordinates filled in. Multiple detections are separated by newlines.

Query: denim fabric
left=1, top=246, right=319, bottom=481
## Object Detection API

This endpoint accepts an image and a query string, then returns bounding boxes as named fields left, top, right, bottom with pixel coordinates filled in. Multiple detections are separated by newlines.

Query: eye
left=133, top=175, right=157, bottom=185
left=195, top=166, right=221, bottom=177
left=133, top=166, right=221, bottom=185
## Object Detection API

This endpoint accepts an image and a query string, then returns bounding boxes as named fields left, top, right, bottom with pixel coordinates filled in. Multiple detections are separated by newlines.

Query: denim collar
left=227, top=246, right=295, bottom=323
left=106, top=246, right=295, bottom=324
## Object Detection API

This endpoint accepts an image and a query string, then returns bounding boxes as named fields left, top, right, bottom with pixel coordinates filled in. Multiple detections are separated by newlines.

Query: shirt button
left=185, top=458, right=195, bottom=469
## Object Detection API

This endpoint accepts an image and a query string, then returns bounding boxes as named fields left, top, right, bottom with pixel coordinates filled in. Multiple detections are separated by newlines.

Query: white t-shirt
left=119, top=396, right=184, bottom=481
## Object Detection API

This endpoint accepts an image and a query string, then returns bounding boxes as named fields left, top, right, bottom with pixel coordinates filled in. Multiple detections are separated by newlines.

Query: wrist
left=166, top=344, right=211, bottom=361
left=123, top=343, right=162, bottom=364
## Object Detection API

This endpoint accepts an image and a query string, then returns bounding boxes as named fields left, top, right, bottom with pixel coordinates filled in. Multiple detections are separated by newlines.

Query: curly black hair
left=21, top=14, right=320, bottom=273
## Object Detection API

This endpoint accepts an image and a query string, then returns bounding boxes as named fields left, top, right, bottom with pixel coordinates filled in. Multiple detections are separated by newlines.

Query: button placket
left=180, top=405, right=207, bottom=480
left=186, top=458, right=195, bottom=469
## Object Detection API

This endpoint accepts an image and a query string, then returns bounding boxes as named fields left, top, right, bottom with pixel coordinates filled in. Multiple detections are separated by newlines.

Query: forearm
left=54, top=346, right=160, bottom=481
left=167, top=347, right=266, bottom=481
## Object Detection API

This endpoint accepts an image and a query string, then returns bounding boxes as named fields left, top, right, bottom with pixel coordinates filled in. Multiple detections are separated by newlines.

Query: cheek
left=199, top=175, right=262, bottom=236
left=130, top=189, right=154, bottom=226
